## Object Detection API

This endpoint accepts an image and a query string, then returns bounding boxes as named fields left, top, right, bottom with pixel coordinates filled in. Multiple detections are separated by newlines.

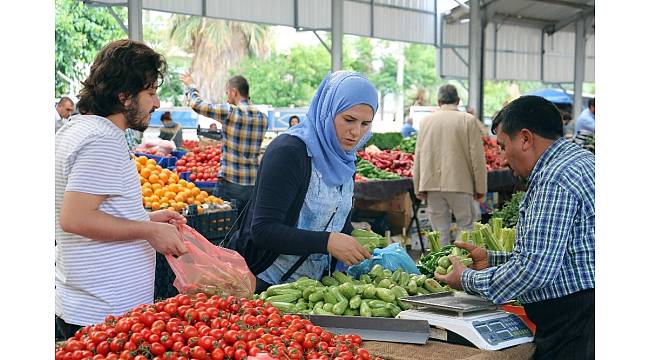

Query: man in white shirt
left=54, top=97, right=74, bottom=133
left=55, top=39, right=188, bottom=340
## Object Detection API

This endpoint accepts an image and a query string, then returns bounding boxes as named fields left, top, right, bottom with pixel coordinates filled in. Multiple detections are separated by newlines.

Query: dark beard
left=125, top=96, right=151, bottom=132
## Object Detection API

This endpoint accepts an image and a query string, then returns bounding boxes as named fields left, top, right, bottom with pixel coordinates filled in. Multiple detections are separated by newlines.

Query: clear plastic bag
left=348, top=243, right=421, bottom=279
left=166, top=225, right=256, bottom=298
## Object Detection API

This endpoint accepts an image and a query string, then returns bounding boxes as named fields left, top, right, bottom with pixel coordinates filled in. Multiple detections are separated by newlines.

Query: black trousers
left=55, top=316, right=82, bottom=341
left=524, top=289, right=595, bottom=360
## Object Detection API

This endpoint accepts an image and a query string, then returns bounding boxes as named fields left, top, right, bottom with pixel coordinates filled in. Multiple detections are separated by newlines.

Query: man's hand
left=416, top=192, right=427, bottom=201
left=474, top=193, right=485, bottom=201
left=149, top=209, right=187, bottom=226
left=144, top=222, right=188, bottom=257
left=434, top=256, right=467, bottom=290
left=327, top=232, right=372, bottom=266
left=180, top=72, right=195, bottom=87
left=454, top=241, right=488, bottom=270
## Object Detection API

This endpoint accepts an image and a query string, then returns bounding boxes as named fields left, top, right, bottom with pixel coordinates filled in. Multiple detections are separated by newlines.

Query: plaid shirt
left=186, top=87, right=268, bottom=185
left=462, top=138, right=595, bottom=304
left=124, top=129, right=142, bottom=150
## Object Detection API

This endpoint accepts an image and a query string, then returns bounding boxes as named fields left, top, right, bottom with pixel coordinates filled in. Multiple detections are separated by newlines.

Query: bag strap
left=280, top=208, right=338, bottom=282
left=218, top=200, right=250, bottom=248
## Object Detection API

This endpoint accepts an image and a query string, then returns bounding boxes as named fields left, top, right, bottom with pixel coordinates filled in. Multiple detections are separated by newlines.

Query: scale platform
left=397, top=292, right=534, bottom=351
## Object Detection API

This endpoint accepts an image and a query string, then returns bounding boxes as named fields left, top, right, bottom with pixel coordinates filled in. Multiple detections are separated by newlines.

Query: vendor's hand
left=144, top=222, right=188, bottom=256
left=327, top=233, right=372, bottom=266
left=434, top=256, right=466, bottom=290
left=149, top=209, right=187, bottom=226
left=474, top=193, right=485, bottom=201
left=416, top=192, right=427, bottom=201
left=454, top=241, right=488, bottom=270
left=180, top=72, right=195, bottom=87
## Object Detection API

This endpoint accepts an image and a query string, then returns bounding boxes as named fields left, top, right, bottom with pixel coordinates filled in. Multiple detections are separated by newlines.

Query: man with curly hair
left=55, top=40, right=188, bottom=340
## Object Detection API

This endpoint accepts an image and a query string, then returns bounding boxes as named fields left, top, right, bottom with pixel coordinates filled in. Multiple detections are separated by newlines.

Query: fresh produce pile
left=55, top=292, right=379, bottom=360
left=175, top=145, right=222, bottom=183
left=393, top=136, right=416, bottom=154
left=355, top=159, right=400, bottom=181
left=351, top=228, right=389, bottom=253
left=258, top=267, right=450, bottom=318
left=134, top=155, right=225, bottom=212
left=490, top=191, right=525, bottom=228
left=417, top=245, right=472, bottom=278
left=364, top=132, right=403, bottom=151
left=417, top=218, right=516, bottom=277
left=357, top=150, right=413, bottom=178
left=482, top=136, right=507, bottom=171
left=182, top=140, right=199, bottom=151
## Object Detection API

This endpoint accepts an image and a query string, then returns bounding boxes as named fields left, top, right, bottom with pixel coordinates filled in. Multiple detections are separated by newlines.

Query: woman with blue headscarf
left=228, top=71, right=379, bottom=291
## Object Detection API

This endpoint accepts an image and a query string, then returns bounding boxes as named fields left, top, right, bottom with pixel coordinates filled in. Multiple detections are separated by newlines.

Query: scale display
left=398, top=292, right=534, bottom=350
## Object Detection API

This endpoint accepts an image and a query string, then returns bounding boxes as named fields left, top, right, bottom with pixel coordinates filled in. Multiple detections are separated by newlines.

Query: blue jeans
left=213, top=179, right=254, bottom=211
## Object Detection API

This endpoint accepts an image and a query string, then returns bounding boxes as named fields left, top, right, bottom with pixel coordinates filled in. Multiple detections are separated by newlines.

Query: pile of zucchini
left=257, top=266, right=451, bottom=318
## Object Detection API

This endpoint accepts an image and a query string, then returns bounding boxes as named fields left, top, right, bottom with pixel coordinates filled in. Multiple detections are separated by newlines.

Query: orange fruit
left=137, top=156, right=148, bottom=165
left=149, top=174, right=159, bottom=183
left=150, top=195, right=160, bottom=203
left=197, top=207, right=204, bottom=214
left=151, top=202, right=160, bottom=210
left=141, top=168, right=152, bottom=179
left=200, top=191, right=209, bottom=198
left=178, top=179, right=188, bottom=187
left=187, top=182, right=196, bottom=189
left=152, top=183, right=162, bottom=191
left=142, top=188, right=153, bottom=197
left=153, top=189, right=164, bottom=198
left=190, top=187, right=201, bottom=196
left=146, top=159, right=156, bottom=166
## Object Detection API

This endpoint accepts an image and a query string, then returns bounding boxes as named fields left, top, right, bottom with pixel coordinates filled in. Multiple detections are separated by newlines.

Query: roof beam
left=492, top=12, right=554, bottom=28
left=527, top=0, right=593, bottom=10
left=544, top=7, right=595, bottom=34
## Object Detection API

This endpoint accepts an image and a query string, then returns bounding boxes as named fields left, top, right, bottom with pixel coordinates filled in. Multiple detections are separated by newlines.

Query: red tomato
left=150, top=342, right=166, bottom=356
left=234, top=349, right=248, bottom=360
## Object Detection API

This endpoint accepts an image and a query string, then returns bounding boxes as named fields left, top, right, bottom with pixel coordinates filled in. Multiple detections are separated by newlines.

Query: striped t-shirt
left=55, top=115, right=155, bottom=326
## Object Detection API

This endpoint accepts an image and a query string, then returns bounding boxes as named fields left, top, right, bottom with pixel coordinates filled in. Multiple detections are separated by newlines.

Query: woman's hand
left=327, top=232, right=372, bottom=266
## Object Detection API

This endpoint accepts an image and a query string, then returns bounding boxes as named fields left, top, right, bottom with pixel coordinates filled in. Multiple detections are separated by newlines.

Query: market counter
left=364, top=340, right=535, bottom=360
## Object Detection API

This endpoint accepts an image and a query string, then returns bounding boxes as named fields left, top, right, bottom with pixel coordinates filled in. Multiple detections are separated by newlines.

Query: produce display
left=393, top=136, right=416, bottom=154
left=357, top=150, right=413, bottom=178
left=417, top=218, right=516, bottom=277
left=351, top=228, right=389, bottom=253
left=364, top=132, right=403, bottom=151
left=355, top=159, right=400, bottom=181
left=182, top=140, right=199, bottom=151
left=175, top=145, right=222, bottom=183
left=482, top=136, right=507, bottom=171
left=257, top=267, right=450, bottom=318
left=134, top=155, right=225, bottom=212
left=490, top=191, right=525, bottom=228
left=55, top=293, right=379, bottom=360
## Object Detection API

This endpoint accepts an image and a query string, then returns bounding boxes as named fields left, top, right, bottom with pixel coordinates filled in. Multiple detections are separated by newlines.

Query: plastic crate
left=132, top=152, right=177, bottom=169
left=171, top=150, right=187, bottom=159
left=185, top=209, right=237, bottom=242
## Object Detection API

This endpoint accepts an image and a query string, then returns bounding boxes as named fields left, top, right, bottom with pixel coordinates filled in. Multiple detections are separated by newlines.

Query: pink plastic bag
left=166, top=224, right=256, bottom=299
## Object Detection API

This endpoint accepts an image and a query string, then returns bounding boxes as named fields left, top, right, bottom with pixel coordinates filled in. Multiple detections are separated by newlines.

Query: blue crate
left=179, top=171, right=217, bottom=189
left=171, top=150, right=187, bottom=159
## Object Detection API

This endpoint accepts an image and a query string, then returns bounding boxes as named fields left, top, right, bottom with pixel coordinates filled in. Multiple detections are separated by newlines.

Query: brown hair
left=77, top=39, right=167, bottom=117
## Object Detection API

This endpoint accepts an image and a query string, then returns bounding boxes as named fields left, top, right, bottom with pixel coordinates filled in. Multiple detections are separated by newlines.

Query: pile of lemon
left=133, top=155, right=224, bottom=213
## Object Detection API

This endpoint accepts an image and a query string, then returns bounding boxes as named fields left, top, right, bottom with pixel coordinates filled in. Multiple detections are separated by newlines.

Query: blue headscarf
left=285, top=71, right=378, bottom=187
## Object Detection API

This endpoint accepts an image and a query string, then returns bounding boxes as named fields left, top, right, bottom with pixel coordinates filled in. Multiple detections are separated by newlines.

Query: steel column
left=127, top=0, right=143, bottom=41
left=572, top=17, right=585, bottom=121
left=331, top=0, right=344, bottom=71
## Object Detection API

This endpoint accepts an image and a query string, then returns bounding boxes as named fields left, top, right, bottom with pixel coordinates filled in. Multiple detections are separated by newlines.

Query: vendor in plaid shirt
left=181, top=73, right=268, bottom=210
left=436, top=96, right=595, bottom=360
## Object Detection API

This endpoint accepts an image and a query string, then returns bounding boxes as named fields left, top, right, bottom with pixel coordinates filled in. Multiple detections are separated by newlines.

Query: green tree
left=170, top=16, right=272, bottom=103
left=55, top=0, right=126, bottom=97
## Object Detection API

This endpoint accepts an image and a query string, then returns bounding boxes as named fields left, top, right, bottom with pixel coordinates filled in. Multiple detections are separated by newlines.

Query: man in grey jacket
left=413, top=84, right=487, bottom=245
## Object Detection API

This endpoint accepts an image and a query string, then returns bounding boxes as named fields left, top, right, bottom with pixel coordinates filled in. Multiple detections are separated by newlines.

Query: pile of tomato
left=55, top=293, right=379, bottom=360
left=175, top=145, right=221, bottom=183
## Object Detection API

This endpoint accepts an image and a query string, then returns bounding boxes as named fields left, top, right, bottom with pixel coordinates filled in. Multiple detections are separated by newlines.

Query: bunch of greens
left=356, top=159, right=401, bottom=180
left=394, top=135, right=416, bottom=154
left=365, top=132, right=403, bottom=150
left=490, top=191, right=525, bottom=228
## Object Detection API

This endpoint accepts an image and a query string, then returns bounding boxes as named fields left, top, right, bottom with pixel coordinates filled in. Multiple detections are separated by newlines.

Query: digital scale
left=397, top=292, right=534, bottom=351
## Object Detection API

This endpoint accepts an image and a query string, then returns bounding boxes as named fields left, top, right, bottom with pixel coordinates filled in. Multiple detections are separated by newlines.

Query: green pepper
left=349, top=295, right=362, bottom=309
left=332, top=271, right=352, bottom=284
left=360, top=300, right=372, bottom=317
left=308, top=290, right=325, bottom=303
left=369, top=264, right=384, bottom=278
left=375, top=288, right=396, bottom=303
left=313, top=307, right=334, bottom=316
left=362, top=285, right=377, bottom=299
left=377, top=278, right=393, bottom=289
left=322, top=303, right=334, bottom=313
left=321, top=276, right=339, bottom=287
left=371, top=308, right=392, bottom=317
left=332, top=299, right=349, bottom=315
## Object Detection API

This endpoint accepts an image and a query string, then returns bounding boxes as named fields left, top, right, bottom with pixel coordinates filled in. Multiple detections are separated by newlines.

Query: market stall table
left=364, top=340, right=535, bottom=360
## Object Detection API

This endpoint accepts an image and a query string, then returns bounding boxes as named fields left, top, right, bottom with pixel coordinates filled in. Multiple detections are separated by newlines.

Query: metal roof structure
left=84, top=0, right=439, bottom=45
left=81, top=0, right=595, bottom=121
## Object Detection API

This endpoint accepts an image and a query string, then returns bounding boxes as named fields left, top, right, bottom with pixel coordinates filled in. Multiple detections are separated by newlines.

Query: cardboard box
left=354, top=192, right=412, bottom=213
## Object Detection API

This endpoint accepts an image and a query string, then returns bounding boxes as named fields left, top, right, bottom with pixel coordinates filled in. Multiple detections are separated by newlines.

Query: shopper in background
left=413, top=84, right=487, bottom=246
left=400, top=116, right=417, bottom=138
left=55, top=39, right=187, bottom=341
left=436, top=96, right=595, bottom=359
left=55, top=96, right=75, bottom=133
left=574, top=97, right=595, bottom=137
left=180, top=73, right=268, bottom=211
left=228, top=71, right=376, bottom=292
left=288, top=115, right=301, bottom=127
left=158, top=111, right=183, bottom=148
